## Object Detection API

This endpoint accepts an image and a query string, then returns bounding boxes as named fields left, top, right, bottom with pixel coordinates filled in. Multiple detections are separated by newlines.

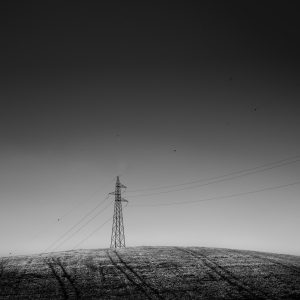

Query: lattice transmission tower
left=109, top=176, right=128, bottom=248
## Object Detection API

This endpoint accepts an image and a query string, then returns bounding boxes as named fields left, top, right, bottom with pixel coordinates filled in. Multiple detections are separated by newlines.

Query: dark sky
left=0, top=2, right=300, bottom=256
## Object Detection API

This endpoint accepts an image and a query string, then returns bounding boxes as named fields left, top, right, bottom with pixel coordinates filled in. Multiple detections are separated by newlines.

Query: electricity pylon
left=109, top=176, right=128, bottom=248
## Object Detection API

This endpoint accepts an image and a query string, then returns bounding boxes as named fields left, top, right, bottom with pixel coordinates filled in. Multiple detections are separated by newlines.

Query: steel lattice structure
left=110, top=176, right=128, bottom=248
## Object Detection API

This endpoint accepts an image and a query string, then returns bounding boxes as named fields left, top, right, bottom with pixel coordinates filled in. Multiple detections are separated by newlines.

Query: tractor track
left=114, top=251, right=167, bottom=300
left=219, top=249, right=300, bottom=276
left=85, top=259, right=107, bottom=283
left=0, top=259, right=8, bottom=279
left=142, top=252, right=186, bottom=300
left=0, top=257, right=46, bottom=298
left=107, top=250, right=164, bottom=300
left=13, top=257, right=35, bottom=292
left=107, top=250, right=152, bottom=299
left=176, top=247, right=275, bottom=300
left=98, top=263, right=106, bottom=282
left=46, top=259, right=69, bottom=300
left=0, top=259, right=9, bottom=295
left=45, top=257, right=81, bottom=299
left=250, top=254, right=300, bottom=275
left=156, top=249, right=212, bottom=299
left=52, top=257, right=81, bottom=299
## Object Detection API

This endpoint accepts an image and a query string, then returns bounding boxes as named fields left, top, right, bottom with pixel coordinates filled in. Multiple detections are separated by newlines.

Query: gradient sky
left=0, top=2, right=300, bottom=256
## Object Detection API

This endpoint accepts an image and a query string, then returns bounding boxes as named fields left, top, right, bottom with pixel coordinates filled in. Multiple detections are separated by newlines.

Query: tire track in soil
left=173, top=248, right=225, bottom=298
left=107, top=250, right=158, bottom=300
left=250, top=254, right=300, bottom=275
left=0, top=259, right=8, bottom=279
left=99, top=264, right=106, bottom=282
left=0, top=259, right=9, bottom=291
left=85, top=260, right=106, bottom=283
left=13, top=257, right=35, bottom=293
left=223, top=249, right=300, bottom=275
left=84, top=260, right=107, bottom=298
left=0, top=258, right=41, bottom=298
left=0, top=259, right=9, bottom=295
left=114, top=250, right=166, bottom=300
left=45, top=259, right=69, bottom=300
left=162, top=249, right=218, bottom=299
left=138, top=253, right=182, bottom=300
left=176, top=248, right=273, bottom=300
left=52, top=257, right=81, bottom=299
left=219, top=248, right=300, bottom=296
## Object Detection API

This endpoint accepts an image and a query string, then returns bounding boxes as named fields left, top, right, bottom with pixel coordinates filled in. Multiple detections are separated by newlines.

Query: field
left=0, top=246, right=299, bottom=299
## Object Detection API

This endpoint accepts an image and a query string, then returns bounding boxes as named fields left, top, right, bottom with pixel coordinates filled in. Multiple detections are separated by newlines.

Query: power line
left=129, top=180, right=300, bottom=207
left=127, top=158, right=300, bottom=198
left=47, top=199, right=111, bottom=252
left=31, top=178, right=115, bottom=241
left=58, top=177, right=115, bottom=219
left=58, top=187, right=106, bottom=219
left=72, top=217, right=112, bottom=250
left=126, top=154, right=300, bottom=193
left=72, top=178, right=128, bottom=250
left=44, top=195, right=111, bottom=253
left=50, top=201, right=113, bottom=252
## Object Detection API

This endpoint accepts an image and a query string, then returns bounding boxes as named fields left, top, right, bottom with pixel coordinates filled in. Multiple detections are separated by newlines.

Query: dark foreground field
left=0, top=246, right=299, bottom=299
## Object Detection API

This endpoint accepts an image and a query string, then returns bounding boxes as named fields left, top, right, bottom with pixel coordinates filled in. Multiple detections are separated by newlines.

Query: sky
left=0, top=1, right=300, bottom=256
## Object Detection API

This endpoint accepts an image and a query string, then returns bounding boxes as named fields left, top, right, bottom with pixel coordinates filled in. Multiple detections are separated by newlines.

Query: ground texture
left=0, top=246, right=299, bottom=299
